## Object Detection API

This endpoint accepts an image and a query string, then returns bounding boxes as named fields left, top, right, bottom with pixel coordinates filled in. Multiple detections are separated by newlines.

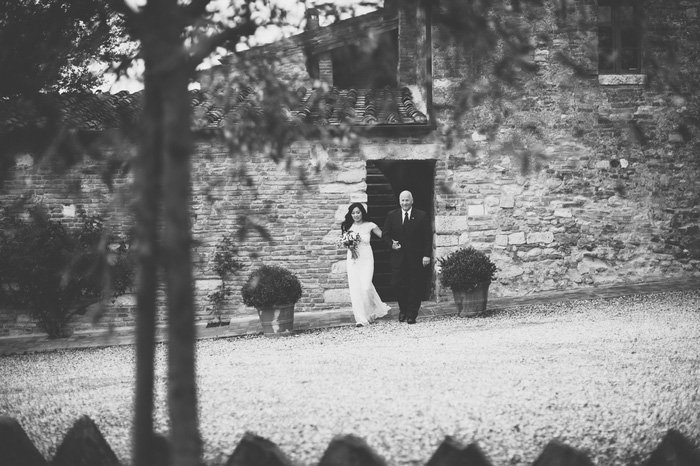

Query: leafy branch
left=207, top=234, right=243, bottom=323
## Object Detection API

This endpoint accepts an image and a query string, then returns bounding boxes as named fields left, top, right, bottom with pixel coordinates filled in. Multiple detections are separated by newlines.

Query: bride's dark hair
left=341, top=203, right=369, bottom=232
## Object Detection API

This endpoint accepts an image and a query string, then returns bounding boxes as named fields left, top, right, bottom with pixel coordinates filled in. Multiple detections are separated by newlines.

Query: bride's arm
left=371, top=224, right=383, bottom=238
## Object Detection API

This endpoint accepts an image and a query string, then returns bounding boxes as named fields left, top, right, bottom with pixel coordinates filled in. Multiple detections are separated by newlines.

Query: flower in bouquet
left=338, top=231, right=361, bottom=259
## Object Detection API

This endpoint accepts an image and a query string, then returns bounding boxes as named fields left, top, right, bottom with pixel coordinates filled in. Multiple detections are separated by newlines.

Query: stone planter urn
left=241, top=264, right=302, bottom=338
left=452, top=282, right=491, bottom=317
left=256, top=303, right=295, bottom=337
left=438, top=247, right=497, bottom=318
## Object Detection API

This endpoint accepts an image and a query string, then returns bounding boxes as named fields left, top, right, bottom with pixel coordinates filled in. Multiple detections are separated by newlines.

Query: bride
left=340, top=203, right=391, bottom=326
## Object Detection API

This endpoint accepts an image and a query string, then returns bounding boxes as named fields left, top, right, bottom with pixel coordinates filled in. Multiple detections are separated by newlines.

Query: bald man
left=382, top=190, right=432, bottom=324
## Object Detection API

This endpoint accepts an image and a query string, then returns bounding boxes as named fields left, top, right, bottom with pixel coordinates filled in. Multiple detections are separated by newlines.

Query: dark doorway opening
left=366, top=160, right=435, bottom=302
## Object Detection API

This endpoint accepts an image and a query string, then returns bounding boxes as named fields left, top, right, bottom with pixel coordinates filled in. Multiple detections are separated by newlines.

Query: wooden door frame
left=366, top=159, right=435, bottom=302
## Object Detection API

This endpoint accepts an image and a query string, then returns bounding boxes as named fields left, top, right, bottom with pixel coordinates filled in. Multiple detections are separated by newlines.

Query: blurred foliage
left=0, top=0, right=134, bottom=96
left=0, top=204, right=134, bottom=338
left=431, top=0, right=700, bottom=178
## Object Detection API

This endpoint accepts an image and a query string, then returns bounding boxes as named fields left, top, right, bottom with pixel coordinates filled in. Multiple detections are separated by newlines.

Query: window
left=598, top=0, right=642, bottom=74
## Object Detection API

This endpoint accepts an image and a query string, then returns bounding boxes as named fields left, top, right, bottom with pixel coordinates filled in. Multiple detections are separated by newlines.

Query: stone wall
left=1, top=0, right=699, bottom=335
left=189, top=140, right=361, bottom=317
left=429, top=0, right=700, bottom=297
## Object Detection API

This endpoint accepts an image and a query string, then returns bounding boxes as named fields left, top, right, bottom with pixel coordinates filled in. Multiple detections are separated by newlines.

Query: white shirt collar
left=403, top=208, right=412, bottom=219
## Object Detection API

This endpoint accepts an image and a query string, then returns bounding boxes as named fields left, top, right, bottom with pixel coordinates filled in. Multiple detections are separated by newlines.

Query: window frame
left=597, top=0, right=643, bottom=75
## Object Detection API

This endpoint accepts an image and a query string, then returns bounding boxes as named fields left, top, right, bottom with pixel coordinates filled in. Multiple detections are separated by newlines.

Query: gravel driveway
left=1, top=290, right=699, bottom=466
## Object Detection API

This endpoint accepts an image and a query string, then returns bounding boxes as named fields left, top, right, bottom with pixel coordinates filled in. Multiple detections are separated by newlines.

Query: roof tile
left=0, top=86, right=427, bottom=134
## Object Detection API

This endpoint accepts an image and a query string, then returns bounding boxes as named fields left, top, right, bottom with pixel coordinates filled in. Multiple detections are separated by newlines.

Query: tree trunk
left=132, top=33, right=163, bottom=466
left=134, top=1, right=202, bottom=465
left=161, top=50, right=202, bottom=466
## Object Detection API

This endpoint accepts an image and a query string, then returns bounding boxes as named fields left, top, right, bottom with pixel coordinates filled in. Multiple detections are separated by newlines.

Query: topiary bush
left=438, top=246, right=497, bottom=292
left=0, top=205, right=134, bottom=338
left=241, top=264, right=302, bottom=309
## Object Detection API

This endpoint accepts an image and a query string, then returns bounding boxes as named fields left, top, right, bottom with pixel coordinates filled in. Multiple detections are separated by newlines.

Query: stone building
left=1, top=0, right=699, bottom=335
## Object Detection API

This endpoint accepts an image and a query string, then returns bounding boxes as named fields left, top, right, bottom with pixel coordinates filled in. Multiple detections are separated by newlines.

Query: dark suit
left=382, top=208, right=432, bottom=321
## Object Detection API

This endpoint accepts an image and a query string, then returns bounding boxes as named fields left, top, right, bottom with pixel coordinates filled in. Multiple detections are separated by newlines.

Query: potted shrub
left=438, top=246, right=497, bottom=317
left=241, top=264, right=303, bottom=337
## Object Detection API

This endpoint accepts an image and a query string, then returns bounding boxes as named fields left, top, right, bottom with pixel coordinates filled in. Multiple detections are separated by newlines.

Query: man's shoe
left=407, top=318, right=416, bottom=324
left=398, top=312, right=406, bottom=323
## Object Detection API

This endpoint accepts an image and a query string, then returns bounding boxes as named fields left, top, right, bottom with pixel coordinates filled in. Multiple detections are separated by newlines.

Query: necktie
left=404, top=212, right=409, bottom=228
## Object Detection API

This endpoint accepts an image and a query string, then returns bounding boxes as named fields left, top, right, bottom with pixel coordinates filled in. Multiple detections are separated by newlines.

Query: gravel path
left=1, top=290, right=699, bottom=466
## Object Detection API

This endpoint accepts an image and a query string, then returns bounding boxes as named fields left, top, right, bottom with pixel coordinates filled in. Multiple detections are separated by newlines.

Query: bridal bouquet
left=338, top=231, right=361, bottom=259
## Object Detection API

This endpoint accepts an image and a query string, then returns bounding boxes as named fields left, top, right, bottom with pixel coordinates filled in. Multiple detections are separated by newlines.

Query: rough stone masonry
left=1, top=0, right=698, bottom=336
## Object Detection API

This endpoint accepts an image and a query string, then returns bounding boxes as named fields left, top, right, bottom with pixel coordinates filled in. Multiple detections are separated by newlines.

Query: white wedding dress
left=346, top=222, right=391, bottom=326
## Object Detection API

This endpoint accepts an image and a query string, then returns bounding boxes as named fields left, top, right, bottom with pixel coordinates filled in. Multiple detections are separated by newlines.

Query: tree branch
left=107, top=0, right=138, bottom=21
left=107, top=0, right=145, bottom=37
left=187, top=20, right=259, bottom=69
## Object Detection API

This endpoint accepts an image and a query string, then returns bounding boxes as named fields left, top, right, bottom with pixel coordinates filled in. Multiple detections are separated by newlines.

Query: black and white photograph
left=1, top=1, right=699, bottom=465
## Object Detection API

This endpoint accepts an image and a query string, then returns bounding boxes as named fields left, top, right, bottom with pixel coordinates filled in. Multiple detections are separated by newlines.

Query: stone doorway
left=366, top=159, right=435, bottom=302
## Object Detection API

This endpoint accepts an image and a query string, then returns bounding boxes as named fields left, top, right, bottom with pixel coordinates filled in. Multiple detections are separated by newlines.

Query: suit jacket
left=382, top=207, right=432, bottom=269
